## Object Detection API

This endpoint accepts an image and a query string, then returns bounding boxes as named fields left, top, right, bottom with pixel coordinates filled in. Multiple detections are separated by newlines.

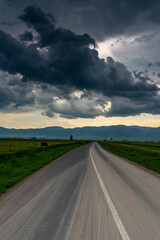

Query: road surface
left=0, top=142, right=160, bottom=240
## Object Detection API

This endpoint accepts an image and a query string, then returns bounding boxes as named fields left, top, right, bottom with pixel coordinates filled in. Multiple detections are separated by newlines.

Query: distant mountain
left=0, top=125, right=160, bottom=141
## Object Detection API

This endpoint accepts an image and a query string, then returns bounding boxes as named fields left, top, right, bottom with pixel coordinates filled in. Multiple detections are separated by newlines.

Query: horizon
left=0, top=1, right=160, bottom=129
left=1, top=124, right=160, bottom=130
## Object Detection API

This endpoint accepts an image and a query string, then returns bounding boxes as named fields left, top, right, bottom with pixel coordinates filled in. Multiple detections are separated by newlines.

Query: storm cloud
left=3, top=0, right=160, bottom=40
left=0, top=5, right=159, bottom=119
left=19, top=31, right=33, bottom=41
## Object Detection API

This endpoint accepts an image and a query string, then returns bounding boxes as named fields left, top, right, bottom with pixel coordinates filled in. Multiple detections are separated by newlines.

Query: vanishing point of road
left=0, top=142, right=160, bottom=239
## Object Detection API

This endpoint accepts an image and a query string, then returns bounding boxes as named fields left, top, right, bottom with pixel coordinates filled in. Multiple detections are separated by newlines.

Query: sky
left=0, top=0, right=160, bottom=129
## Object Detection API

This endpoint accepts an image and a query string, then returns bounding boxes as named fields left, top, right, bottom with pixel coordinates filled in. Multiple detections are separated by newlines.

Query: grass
left=0, top=138, right=79, bottom=155
left=0, top=139, right=88, bottom=194
left=99, top=141, right=160, bottom=174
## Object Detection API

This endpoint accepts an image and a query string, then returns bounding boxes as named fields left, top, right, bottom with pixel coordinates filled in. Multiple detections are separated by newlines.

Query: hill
left=0, top=125, right=160, bottom=141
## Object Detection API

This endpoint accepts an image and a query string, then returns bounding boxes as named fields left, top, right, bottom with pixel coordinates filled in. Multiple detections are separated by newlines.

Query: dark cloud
left=133, top=71, right=149, bottom=81
left=147, top=1, right=160, bottom=24
left=147, top=62, right=160, bottom=68
left=2, top=0, right=160, bottom=41
left=19, top=6, right=96, bottom=48
left=148, top=62, right=153, bottom=67
left=106, top=96, right=160, bottom=117
left=19, top=31, right=33, bottom=41
left=0, top=29, right=61, bottom=83
left=63, top=0, right=159, bottom=39
left=41, top=0, right=160, bottom=40
left=0, top=5, right=159, bottom=119
left=19, top=6, right=158, bottom=98
left=0, top=21, right=19, bottom=27
left=4, top=0, right=26, bottom=6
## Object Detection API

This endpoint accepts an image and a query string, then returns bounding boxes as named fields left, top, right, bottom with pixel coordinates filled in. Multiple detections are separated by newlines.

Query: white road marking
left=90, top=148, right=131, bottom=240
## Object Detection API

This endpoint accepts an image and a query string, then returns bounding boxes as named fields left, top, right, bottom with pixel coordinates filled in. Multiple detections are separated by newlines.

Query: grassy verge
left=0, top=140, right=87, bottom=194
left=99, top=141, right=160, bottom=174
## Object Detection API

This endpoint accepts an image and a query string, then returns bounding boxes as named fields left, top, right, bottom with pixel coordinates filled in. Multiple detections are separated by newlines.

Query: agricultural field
left=0, top=139, right=88, bottom=194
left=99, top=141, right=160, bottom=174
left=0, top=139, right=78, bottom=155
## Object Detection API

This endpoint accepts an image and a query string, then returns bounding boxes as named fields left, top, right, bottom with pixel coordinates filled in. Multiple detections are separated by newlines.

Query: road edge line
left=90, top=147, right=131, bottom=240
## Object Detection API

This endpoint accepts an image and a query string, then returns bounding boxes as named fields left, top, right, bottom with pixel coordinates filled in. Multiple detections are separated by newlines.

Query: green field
left=0, top=139, right=88, bottom=194
left=0, top=139, right=77, bottom=155
left=99, top=141, right=160, bottom=174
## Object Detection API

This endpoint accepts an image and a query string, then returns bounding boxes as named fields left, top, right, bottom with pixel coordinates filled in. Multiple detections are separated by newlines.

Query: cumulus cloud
left=105, top=30, right=160, bottom=75
left=0, top=71, right=36, bottom=112
left=42, top=92, right=112, bottom=119
left=0, top=5, right=159, bottom=119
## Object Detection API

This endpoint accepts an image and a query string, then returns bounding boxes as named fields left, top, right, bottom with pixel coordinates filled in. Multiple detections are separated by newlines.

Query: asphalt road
left=0, top=142, right=160, bottom=240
